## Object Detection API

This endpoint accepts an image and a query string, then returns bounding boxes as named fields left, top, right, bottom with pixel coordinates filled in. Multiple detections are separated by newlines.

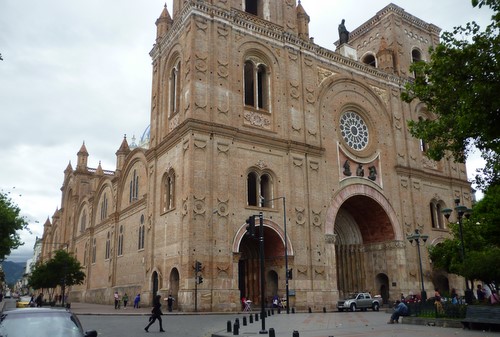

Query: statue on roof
left=338, top=19, right=349, bottom=45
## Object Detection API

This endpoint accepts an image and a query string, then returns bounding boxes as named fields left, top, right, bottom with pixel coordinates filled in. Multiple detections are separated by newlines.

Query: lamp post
left=261, top=196, right=290, bottom=314
left=442, top=198, right=473, bottom=304
left=407, top=229, right=428, bottom=302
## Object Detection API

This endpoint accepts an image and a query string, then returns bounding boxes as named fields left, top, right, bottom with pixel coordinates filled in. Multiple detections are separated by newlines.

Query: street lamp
left=261, top=196, right=290, bottom=314
left=442, top=198, right=473, bottom=303
left=407, top=229, right=428, bottom=302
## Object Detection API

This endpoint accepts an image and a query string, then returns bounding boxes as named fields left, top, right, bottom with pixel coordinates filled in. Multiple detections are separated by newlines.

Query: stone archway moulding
left=325, top=184, right=403, bottom=241
left=232, top=218, right=294, bottom=256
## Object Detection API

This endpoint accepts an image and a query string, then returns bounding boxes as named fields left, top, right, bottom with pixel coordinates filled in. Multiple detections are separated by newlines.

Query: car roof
left=3, top=308, right=71, bottom=315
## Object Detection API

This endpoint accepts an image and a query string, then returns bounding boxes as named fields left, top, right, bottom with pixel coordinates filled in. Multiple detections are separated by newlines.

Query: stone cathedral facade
left=41, top=1, right=472, bottom=311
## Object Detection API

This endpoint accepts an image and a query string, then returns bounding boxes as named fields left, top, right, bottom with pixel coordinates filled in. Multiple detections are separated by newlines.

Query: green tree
left=0, top=192, right=30, bottom=261
left=428, top=185, right=500, bottom=291
left=29, top=250, right=85, bottom=303
left=402, top=0, right=500, bottom=190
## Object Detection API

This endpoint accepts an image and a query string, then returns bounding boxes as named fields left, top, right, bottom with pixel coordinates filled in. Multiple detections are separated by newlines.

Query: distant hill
left=1, top=261, right=26, bottom=286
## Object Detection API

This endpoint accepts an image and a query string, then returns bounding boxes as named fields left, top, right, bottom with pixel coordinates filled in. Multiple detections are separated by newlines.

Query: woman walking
left=145, top=295, right=165, bottom=333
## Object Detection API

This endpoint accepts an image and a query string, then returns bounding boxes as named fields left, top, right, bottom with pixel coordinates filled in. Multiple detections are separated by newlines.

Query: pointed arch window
left=169, top=61, right=181, bottom=117
left=91, top=238, right=97, bottom=264
left=83, top=242, right=88, bottom=266
left=129, top=169, right=139, bottom=203
left=100, top=193, right=108, bottom=221
left=247, top=170, right=274, bottom=207
left=80, top=210, right=87, bottom=233
left=118, top=225, right=124, bottom=256
left=138, top=214, right=145, bottom=250
left=244, top=60, right=270, bottom=111
left=105, top=231, right=111, bottom=260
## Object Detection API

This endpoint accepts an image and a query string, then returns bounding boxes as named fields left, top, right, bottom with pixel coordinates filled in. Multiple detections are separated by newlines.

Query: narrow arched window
left=80, top=210, right=87, bottom=233
left=161, top=171, right=175, bottom=212
left=100, top=193, right=108, bottom=221
left=430, top=202, right=437, bottom=228
left=92, top=238, right=97, bottom=264
left=244, top=60, right=270, bottom=111
left=247, top=170, right=274, bottom=207
left=130, top=169, right=139, bottom=202
left=418, top=117, right=428, bottom=152
left=138, top=214, right=145, bottom=250
left=105, top=232, right=111, bottom=260
left=84, top=242, right=88, bottom=266
left=169, top=61, right=181, bottom=116
left=118, top=225, right=124, bottom=256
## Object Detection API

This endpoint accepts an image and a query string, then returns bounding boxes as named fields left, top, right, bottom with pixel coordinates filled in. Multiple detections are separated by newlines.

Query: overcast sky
left=0, top=0, right=493, bottom=263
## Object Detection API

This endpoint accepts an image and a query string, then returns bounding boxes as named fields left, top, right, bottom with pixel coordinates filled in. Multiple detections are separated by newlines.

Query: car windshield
left=0, top=311, right=83, bottom=337
left=347, top=293, right=358, bottom=299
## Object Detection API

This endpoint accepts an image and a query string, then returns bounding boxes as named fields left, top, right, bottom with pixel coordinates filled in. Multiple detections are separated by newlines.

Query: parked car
left=337, top=292, right=380, bottom=312
left=404, top=294, right=422, bottom=303
left=0, top=308, right=98, bottom=337
left=15, top=295, right=33, bottom=308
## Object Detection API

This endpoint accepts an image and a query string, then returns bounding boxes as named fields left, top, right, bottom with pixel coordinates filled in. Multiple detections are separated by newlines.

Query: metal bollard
left=235, top=318, right=240, bottom=328
left=278, top=307, right=281, bottom=314
left=233, top=321, right=239, bottom=335
left=249, top=314, right=253, bottom=323
left=268, top=309, right=271, bottom=317
left=292, top=330, right=299, bottom=337
left=255, top=313, right=259, bottom=321
left=292, top=307, right=295, bottom=314
left=271, top=308, right=274, bottom=315
left=323, top=307, right=326, bottom=313
left=269, top=328, right=276, bottom=337
left=227, top=320, right=232, bottom=332
left=243, top=316, right=247, bottom=326
left=308, top=307, right=312, bottom=313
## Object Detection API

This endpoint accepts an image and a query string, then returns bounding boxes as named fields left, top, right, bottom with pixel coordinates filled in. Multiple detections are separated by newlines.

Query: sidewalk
left=70, top=301, right=152, bottom=316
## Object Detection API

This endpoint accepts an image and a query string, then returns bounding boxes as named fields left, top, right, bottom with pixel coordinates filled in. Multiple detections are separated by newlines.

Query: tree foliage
left=402, top=0, right=500, bottom=190
left=0, top=192, right=30, bottom=261
left=428, top=185, right=500, bottom=287
left=29, top=250, right=85, bottom=292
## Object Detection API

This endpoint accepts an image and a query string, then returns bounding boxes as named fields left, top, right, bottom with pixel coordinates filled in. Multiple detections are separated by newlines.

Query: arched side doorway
left=234, top=220, right=292, bottom=307
left=152, top=271, right=159, bottom=303
left=169, top=268, right=180, bottom=310
left=376, top=273, right=390, bottom=304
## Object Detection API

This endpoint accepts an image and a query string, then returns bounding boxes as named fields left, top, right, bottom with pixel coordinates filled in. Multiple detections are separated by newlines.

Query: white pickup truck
left=336, top=292, right=380, bottom=312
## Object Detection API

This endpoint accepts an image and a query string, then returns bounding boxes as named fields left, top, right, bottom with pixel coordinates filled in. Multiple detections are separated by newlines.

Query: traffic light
left=197, top=275, right=203, bottom=284
left=245, top=215, right=255, bottom=237
left=195, top=261, right=202, bottom=273
left=287, top=268, right=293, bottom=280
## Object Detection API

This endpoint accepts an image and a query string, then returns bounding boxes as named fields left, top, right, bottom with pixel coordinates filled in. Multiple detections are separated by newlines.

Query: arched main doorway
left=334, top=194, right=396, bottom=299
left=237, top=224, right=286, bottom=306
left=152, top=271, right=159, bottom=303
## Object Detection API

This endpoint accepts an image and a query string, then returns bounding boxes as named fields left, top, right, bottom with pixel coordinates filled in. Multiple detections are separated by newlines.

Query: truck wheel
left=350, top=303, right=356, bottom=312
left=372, top=303, right=380, bottom=311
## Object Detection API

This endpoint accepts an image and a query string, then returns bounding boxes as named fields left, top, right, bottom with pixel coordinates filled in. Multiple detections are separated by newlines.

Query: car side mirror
left=85, top=330, right=98, bottom=337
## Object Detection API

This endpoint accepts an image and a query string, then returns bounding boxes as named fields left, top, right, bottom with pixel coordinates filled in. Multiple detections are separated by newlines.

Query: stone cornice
left=395, top=165, right=470, bottom=187
left=150, top=1, right=407, bottom=87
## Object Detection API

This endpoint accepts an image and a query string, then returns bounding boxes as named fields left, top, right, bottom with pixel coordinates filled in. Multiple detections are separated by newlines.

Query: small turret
left=76, top=142, right=89, bottom=172
left=296, top=1, right=310, bottom=40
left=156, top=4, right=173, bottom=43
left=116, top=135, right=131, bottom=174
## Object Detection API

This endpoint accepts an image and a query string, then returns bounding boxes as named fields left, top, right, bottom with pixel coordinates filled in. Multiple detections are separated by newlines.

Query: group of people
left=113, top=292, right=143, bottom=309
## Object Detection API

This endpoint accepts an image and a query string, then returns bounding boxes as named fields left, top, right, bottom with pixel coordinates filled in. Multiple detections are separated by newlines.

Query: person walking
left=145, top=295, right=165, bottom=333
left=134, top=293, right=141, bottom=308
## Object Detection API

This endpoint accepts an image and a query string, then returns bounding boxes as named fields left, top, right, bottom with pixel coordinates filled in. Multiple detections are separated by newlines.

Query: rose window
left=339, top=112, right=369, bottom=150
